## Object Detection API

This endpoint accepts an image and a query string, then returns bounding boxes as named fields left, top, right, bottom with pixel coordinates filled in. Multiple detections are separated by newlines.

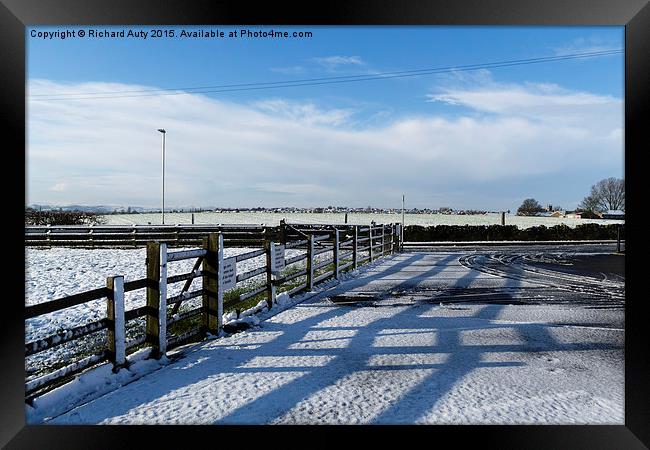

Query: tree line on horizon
left=517, top=177, right=624, bottom=217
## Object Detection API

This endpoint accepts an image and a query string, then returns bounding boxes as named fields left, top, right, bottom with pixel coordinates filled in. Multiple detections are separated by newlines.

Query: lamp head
left=158, top=128, right=166, bottom=133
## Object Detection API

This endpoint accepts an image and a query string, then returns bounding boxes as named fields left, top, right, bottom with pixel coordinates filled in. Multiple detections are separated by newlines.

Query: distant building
left=565, top=211, right=582, bottom=219
left=601, top=210, right=625, bottom=220
left=538, top=210, right=565, bottom=218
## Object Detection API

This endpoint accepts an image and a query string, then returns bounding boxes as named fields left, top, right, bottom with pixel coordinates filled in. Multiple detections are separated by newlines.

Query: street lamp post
left=157, top=128, right=166, bottom=224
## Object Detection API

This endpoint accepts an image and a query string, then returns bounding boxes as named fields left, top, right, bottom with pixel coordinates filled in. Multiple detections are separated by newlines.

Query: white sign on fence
left=396, top=224, right=401, bottom=237
left=222, top=256, right=237, bottom=291
left=273, top=244, right=285, bottom=273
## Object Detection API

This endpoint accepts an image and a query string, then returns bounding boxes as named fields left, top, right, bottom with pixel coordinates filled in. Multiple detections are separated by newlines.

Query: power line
left=29, top=49, right=622, bottom=102
left=30, top=49, right=621, bottom=98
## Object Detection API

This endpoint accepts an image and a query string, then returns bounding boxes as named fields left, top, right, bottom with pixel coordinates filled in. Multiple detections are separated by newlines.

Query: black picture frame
left=2, top=0, right=647, bottom=447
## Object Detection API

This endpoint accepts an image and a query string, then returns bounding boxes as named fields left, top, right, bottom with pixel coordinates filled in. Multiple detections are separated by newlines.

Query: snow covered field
left=104, top=211, right=624, bottom=229
left=29, top=249, right=624, bottom=425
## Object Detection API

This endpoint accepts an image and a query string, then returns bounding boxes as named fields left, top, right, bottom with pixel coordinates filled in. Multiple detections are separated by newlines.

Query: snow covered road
left=44, top=250, right=624, bottom=424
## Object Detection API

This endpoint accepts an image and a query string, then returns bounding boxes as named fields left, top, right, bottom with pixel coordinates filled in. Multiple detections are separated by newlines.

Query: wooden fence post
left=394, top=224, right=398, bottom=254
left=386, top=225, right=390, bottom=255
left=333, top=229, right=340, bottom=279
left=369, top=226, right=374, bottom=263
left=106, top=275, right=126, bottom=371
left=395, top=224, right=404, bottom=252
left=307, top=234, right=314, bottom=291
left=146, top=242, right=167, bottom=359
left=265, top=240, right=277, bottom=309
left=216, top=233, right=224, bottom=331
left=279, top=219, right=287, bottom=246
left=353, top=226, right=358, bottom=269
left=617, top=224, right=621, bottom=253
left=381, top=225, right=385, bottom=257
left=202, top=233, right=222, bottom=336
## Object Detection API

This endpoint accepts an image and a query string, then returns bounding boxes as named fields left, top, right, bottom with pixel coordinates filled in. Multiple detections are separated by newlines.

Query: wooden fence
left=25, top=223, right=402, bottom=402
left=25, top=224, right=271, bottom=248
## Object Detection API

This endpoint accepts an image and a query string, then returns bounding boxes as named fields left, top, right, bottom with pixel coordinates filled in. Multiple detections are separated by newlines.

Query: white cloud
left=427, top=80, right=621, bottom=130
left=314, top=56, right=364, bottom=68
left=27, top=78, right=623, bottom=209
left=254, top=183, right=338, bottom=197
left=252, top=99, right=354, bottom=127
left=429, top=82, right=615, bottom=111
left=49, top=183, right=67, bottom=192
left=270, top=66, right=306, bottom=75
left=552, top=36, right=622, bottom=56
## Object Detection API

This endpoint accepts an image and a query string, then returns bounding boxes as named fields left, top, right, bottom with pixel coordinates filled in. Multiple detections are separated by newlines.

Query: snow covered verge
left=26, top=347, right=168, bottom=423
left=26, top=257, right=387, bottom=424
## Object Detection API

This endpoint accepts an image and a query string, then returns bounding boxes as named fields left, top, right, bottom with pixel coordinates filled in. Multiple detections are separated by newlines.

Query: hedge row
left=25, top=208, right=106, bottom=226
left=404, top=223, right=624, bottom=242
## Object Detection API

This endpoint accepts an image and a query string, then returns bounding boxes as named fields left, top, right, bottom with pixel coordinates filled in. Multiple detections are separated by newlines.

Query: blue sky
left=27, top=26, right=624, bottom=211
